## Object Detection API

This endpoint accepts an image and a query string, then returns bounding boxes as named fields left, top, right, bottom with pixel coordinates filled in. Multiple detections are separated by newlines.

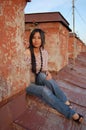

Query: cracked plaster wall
left=0, top=0, right=30, bottom=102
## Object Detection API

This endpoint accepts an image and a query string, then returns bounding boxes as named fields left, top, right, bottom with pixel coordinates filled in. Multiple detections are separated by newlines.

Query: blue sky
left=24, top=0, right=86, bottom=44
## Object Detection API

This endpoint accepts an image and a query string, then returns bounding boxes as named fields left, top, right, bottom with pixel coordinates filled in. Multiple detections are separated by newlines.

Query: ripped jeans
left=26, top=72, right=75, bottom=119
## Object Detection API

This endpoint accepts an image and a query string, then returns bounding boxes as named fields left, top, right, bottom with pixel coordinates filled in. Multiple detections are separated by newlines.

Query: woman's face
left=32, top=32, right=42, bottom=48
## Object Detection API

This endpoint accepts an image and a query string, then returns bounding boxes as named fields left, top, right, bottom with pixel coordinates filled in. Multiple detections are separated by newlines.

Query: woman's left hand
left=46, top=71, right=52, bottom=80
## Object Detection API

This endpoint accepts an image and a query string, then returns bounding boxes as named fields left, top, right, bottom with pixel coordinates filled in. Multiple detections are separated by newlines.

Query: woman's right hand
left=46, top=71, right=52, bottom=80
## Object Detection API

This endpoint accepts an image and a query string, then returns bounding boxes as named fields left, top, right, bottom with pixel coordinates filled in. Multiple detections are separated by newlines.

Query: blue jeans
left=26, top=72, right=75, bottom=119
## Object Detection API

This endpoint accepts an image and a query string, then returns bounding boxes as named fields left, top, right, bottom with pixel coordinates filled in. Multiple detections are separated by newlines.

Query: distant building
left=68, top=32, right=86, bottom=59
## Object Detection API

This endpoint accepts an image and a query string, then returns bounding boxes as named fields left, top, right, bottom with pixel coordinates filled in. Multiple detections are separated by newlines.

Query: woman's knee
left=37, top=73, right=46, bottom=84
left=26, top=84, right=35, bottom=94
left=38, top=73, right=46, bottom=79
left=26, top=84, right=39, bottom=93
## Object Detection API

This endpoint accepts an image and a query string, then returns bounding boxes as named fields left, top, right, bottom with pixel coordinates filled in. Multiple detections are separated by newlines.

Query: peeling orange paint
left=0, top=0, right=30, bottom=102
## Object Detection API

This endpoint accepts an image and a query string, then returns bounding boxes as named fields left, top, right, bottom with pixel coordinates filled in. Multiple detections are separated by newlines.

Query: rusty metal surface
left=0, top=91, right=27, bottom=130
left=14, top=52, right=86, bottom=130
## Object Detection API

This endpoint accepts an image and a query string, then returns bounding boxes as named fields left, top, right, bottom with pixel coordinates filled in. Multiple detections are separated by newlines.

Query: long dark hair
left=29, top=28, right=45, bottom=74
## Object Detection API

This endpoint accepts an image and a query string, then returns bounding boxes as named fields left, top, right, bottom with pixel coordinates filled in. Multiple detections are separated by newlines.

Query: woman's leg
left=41, top=86, right=75, bottom=119
left=43, top=87, right=83, bottom=122
left=45, top=79, right=68, bottom=103
left=37, top=73, right=68, bottom=103
left=26, top=83, right=43, bottom=98
left=26, top=83, right=83, bottom=122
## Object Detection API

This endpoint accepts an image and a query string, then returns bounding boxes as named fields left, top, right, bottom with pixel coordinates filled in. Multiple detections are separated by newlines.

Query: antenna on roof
left=72, top=0, right=75, bottom=33
left=72, top=0, right=76, bottom=63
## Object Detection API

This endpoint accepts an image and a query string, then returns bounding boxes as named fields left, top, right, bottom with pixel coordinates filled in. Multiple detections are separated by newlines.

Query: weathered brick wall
left=25, top=22, right=69, bottom=72
left=0, top=0, right=30, bottom=102
left=68, top=35, right=74, bottom=59
left=68, top=34, right=86, bottom=59
left=77, top=39, right=86, bottom=53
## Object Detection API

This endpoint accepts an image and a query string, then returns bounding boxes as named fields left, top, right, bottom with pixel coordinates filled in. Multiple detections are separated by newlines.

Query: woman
left=24, top=28, right=83, bottom=123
